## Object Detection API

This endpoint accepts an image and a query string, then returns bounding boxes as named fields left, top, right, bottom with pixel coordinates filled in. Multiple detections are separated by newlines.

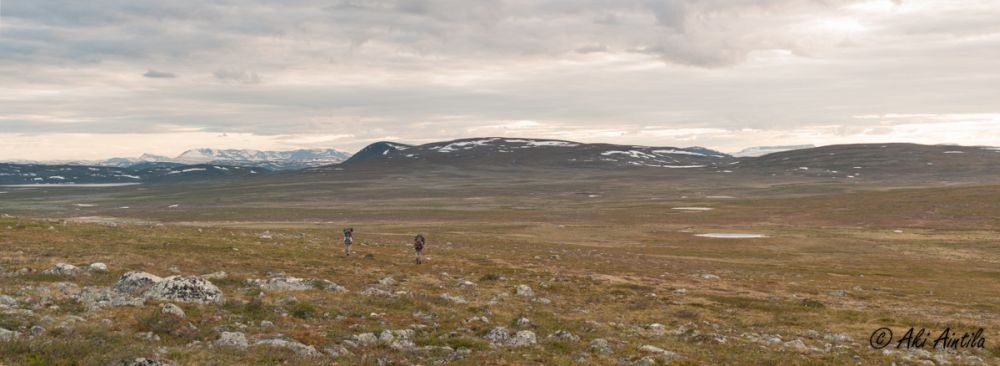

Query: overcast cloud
left=1, top=0, right=999, bottom=160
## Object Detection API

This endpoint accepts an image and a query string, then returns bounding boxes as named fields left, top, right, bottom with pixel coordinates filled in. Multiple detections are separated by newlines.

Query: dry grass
left=1, top=182, right=999, bottom=365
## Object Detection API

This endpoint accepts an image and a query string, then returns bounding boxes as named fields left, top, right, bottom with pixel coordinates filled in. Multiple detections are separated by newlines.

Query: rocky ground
left=2, top=184, right=1000, bottom=364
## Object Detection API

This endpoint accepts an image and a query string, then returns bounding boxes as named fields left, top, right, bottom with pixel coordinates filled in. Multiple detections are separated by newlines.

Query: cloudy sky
left=1, top=0, right=999, bottom=160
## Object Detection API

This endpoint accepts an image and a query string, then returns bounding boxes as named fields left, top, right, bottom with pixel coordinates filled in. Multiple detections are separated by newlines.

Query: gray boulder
left=142, top=276, right=223, bottom=304
left=215, top=331, right=249, bottom=349
left=255, top=338, right=320, bottom=357
left=43, top=263, right=81, bottom=276
left=114, top=272, right=163, bottom=295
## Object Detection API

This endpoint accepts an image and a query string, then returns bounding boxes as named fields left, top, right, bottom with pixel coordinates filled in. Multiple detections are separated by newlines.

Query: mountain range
left=7, top=148, right=353, bottom=171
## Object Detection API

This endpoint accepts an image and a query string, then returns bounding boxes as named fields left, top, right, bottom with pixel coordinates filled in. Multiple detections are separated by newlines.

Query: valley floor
left=0, top=182, right=999, bottom=365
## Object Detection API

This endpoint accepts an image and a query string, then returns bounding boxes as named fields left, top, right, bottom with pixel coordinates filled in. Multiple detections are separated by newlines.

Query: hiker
left=414, top=234, right=425, bottom=264
left=343, top=227, right=354, bottom=256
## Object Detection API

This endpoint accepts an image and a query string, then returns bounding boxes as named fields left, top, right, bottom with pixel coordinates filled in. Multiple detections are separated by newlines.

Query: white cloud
left=1, top=0, right=999, bottom=159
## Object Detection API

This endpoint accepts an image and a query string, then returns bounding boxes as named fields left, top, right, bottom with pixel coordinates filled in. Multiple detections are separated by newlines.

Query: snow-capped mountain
left=89, top=148, right=352, bottom=170
left=339, top=137, right=735, bottom=169
left=731, top=145, right=815, bottom=157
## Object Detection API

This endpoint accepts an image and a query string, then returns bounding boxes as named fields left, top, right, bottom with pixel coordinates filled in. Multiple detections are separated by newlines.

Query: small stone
left=254, top=338, right=320, bottom=357
left=160, top=303, right=185, bottom=318
left=260, top=320, right=274, bottom=328
left=515, top=285, right=534, bottom=297
left=589, top=338, right=613, bottom=353
left=441, top=294, right=467, bottom=304
left=547, top=330, right=580, bottom=342
left=0, top=295, right=16, bottom=307
left=508, top=330, right=537, bottom=347
left=630, top=356, right=657, bottom=366
left=115, top=358, right=176, bottom=366
left=29, top=325, right=45, bottom=336
left=202, top=271, right=227, bottom=280
left=784, top=339, right=809, bottom=353
left=514, top=317, right=532, bottom=327
left=485, top=327, right=510, bottom=345
left=378, top=276, right=396, bottom=286
left=0, top=328, right=20, bottom=341
left=215, top=332, right=249, bottom=349
left=828, top=290, right=849, bottom=297
left=639, top=345, right=683, bottom=359
left=700, top=274, right=720, bottom=280
left=43, top=263, right=81, bottom=276
left=351, top=333, right=378, bottom=347
left=89, top=263, right=108, bottom=272
left=135, top=331, right=161, bottom=342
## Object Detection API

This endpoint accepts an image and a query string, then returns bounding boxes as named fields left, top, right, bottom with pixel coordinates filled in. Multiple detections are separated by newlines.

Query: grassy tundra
left=1, top=170, right=999, bottom=365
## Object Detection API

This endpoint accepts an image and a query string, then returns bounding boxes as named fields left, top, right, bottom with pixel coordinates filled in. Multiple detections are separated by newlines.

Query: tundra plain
left=1, top=167, right=999, bottom=365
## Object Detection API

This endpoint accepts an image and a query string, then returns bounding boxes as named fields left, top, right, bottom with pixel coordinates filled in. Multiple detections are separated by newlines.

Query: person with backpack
left=414, top=234, right=425, bottom=264
left=343, top=227, right=354, bottom=256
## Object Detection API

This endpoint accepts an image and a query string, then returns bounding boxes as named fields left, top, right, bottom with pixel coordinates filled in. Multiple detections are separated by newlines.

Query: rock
left=639, top=345, right=683, bottom=359
left=378, top=330, right=395, bottom=344
left=142, top=276, right=223, bottom=304
left=259, top=231, right=273, bottom=239
left=514, top=317, right=532, bottom=327
left=828, top=290, right=849, bottom=297
left=589, top=338, right=613, bottom=353
left=260, top=320, right=274, bottom=328
left=629, top=357, right=657, bottom=366
left=160, top=303, right=185, bottom=318
left=255, top=338, right=320, bottom=357
left=135, top=331, right=160, bottom=341
left=0, top=328, right=20, bottom=341
left=508, top=330, right=537, bottom=347
left=115, top=358, right=176, bottom=366
left=485, top=327, right=510, bottom=345
left=89, top=262, right=108, bottom=272
left=823, top=332, right=853, bottom=344
left=515, top=285, right=534, bottom=297
left=784, top=339, right=809, bottom=353
left=215, top=331, right=249, bottom=349
left=44, top=263, right=81, bottom=276
left=0, top=295, right=16, bottom=307
left=547, top=330, right=580, bottom=342
left=378, top=276, right=396, bottom=286
left=464, top=316, right=490, bottom=324
left=202, top=271, right=227, bottom=280
left=700, top=274, right=720, bottom=280
left=440, top=294, right=467, bottom=304
left=324, top=345, right=352, bottom=357
left=361, top=287, right=392, bottom=297
left=114, top=272, right=164, bottom=295
left=532, top=297, right=552, bottom=304
left=458, top=280, right=476, bottom=287
left=29, top=325, right=45, bottom=336
left=351, top=332, right=378, bottom=347
left=647, top=323, right=666, bottom=335
left=673, top=288, right=687, bottom=295
left=390, top=339, right=416, bottom=350
left=315, top=280, right=348, bottom=293
left=247, top=275, right=314, bottom=291
left=76, top=286, right=146, bottom=308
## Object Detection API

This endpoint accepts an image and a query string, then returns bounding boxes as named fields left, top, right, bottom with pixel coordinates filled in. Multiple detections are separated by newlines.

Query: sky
left=1, top=0, right=999, bottom=160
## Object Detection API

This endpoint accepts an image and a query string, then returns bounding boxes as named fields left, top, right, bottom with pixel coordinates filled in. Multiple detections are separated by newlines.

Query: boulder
left=215, top=331, right=249, bottom=349
left=508, top=331, right=537, bottom=347
left=0, top=328, right=19, bottom=341
left=43, top=263, right=81, bottom=276
left=589, top=338, right=613, bottom=353
left=142, top=276, right=223, bottom=304
left=255, top=338, right=320, bottom=357
left=114, top=272, right=163, bottom=295
left=89, top=262, right=108, bottom=272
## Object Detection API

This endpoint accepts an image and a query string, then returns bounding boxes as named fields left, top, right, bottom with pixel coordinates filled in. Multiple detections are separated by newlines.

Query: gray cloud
left=143, top=70, right=177, bottom=78
left=214, top=68, right=261, bottom=84
left=1, top=0, right=999, bottom=159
